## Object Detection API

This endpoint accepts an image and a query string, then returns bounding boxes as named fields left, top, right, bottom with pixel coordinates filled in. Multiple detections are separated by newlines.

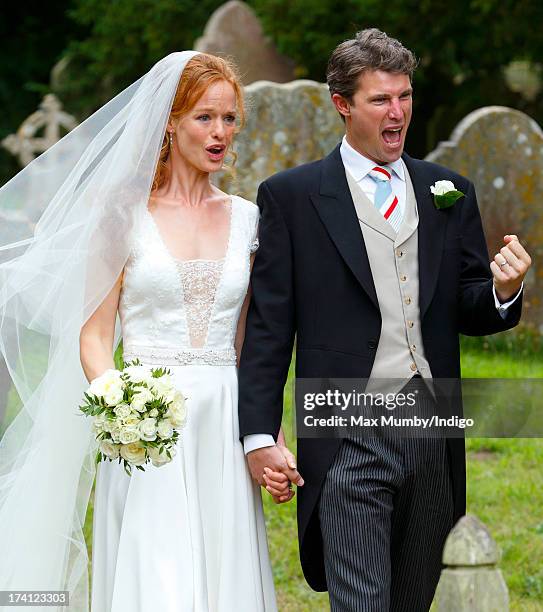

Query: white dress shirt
left=338, top=136, right=522, bottom=318
left=340, top=135, right=407, bottom=219
left=243, top=138, right=522, bottom=455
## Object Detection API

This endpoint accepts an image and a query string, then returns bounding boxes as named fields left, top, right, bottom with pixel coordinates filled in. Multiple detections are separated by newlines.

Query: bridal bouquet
left=80, top=360, right=187, bottom=475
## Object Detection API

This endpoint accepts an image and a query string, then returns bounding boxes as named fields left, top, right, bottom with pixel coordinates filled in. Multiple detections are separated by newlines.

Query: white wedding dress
left=90, top=195, right=277, bottom=612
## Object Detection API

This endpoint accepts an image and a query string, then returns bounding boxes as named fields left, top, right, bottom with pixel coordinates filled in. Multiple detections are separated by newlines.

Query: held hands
left=246, top=438, right=303, bottom=505
left=491, top=235, right=531, bottom=302
left=263, top=444, right=300, bottom=503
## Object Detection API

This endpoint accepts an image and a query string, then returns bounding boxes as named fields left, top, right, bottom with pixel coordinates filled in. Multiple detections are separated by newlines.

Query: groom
left=238, top=29, right=531, bottom=611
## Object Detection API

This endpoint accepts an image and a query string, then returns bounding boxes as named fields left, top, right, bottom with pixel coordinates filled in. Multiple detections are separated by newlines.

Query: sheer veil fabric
left=0, top=51, right=199, bottom=610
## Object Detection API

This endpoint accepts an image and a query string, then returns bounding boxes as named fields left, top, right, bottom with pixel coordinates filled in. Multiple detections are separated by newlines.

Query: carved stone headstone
left=1, top=94, right=78, bottom=168
left=426, top=107, right=543, bottom=333
left=194, top=0, right=295, bottom=84
left=217, top=79, right=343, bottom=201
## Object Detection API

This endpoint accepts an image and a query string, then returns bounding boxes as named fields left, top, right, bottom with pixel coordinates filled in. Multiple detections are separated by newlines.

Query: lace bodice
left=119, top=196, right=259, bottom=365
left=176, top=258, right=224, bottom=348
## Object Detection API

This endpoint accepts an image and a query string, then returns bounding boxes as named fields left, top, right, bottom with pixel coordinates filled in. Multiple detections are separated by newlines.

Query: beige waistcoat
left=345, top=163, right=433, bottom=393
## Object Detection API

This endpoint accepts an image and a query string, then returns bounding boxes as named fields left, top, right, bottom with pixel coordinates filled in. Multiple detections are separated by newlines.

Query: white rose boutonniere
left=430, top=180, right=465, bottom=210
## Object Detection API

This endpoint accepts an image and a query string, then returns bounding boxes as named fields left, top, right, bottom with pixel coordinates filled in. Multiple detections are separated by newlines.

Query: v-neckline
left=145, top=196, right=236, bottom=350
left=145, top=195, right=235, bottom=264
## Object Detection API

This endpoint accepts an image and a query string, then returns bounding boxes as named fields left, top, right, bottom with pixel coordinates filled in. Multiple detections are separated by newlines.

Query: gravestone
left=217, top=79, right=344, bottom=201
left=434, top=514, right=509, bottom=610
left=426, top=107, right=543, bottom=333
left=194, top=0, right=295, bottom=84
left=2, top=94, right=77, bottom=168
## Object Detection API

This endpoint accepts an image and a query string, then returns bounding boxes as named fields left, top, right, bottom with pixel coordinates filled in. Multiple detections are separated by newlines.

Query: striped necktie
left=368, top=166, right=402, bottom=232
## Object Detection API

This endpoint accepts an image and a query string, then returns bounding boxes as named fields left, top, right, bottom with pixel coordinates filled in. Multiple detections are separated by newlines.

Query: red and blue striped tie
left=368, top=166, right=402, bottom=232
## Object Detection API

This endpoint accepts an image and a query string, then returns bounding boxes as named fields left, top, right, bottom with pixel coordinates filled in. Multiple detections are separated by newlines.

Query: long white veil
left=0, top=50, right=199, bottom=611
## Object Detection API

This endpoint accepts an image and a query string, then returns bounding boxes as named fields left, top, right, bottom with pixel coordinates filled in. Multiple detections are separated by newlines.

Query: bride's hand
left=266, top=432, right=302, bottom=503
left=263, top=468, right=295, bottom=504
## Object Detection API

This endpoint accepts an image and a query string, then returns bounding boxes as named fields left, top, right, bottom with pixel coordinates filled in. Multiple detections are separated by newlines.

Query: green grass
left=466, top=438, right=543, bottom=611
left=81, top=342, right=543, bottom=611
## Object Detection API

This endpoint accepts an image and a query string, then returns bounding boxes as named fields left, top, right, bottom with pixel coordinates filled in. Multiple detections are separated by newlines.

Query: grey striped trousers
left=318, top=378, right=455, bottom=611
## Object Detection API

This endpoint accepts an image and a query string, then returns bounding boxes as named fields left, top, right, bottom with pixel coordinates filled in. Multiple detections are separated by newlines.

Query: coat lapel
left=310, top=145, right=379, bottom=310
left=402, top=153, right=447, bottom=318
left=346, top=170, right=397, bottom=241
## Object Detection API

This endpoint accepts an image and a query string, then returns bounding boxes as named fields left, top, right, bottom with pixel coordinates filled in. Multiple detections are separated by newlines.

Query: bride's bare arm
left=79, top=272, right=123, bottom=382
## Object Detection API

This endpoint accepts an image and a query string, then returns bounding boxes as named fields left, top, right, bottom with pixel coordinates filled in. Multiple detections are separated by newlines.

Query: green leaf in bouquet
left=123, top=357, right=141, bottom=368
left=114, top=341, right=125, bottom=369
left=151, top=366, right=172, bottom=378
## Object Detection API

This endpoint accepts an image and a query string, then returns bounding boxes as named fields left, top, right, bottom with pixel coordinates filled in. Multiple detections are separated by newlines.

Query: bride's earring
left=168, top=131, right=173, bottom=150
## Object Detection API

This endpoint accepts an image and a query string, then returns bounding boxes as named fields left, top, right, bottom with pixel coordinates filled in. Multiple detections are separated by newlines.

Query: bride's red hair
left=151, top=53, right=245, bottom=192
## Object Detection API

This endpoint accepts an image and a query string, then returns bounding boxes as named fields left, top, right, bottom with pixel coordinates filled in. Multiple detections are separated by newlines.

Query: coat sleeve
left=237, top=180, right=296, bottom=439
left=457, top=181, right=522, bottom=335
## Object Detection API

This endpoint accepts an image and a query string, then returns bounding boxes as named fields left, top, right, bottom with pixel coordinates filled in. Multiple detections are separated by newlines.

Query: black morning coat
left=238, top=144, right=522, bottom=590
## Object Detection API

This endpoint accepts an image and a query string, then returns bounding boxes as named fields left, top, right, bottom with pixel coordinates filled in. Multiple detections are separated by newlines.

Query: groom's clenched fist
left=491, top=235, right=531, bottom=302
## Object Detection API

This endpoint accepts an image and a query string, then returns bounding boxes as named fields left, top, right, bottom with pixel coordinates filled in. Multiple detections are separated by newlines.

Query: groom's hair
left=326, top=29, right=417, bottom=106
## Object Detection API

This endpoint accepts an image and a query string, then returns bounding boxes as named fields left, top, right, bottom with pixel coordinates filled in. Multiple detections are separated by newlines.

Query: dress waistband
left=123, top=344, right=237, bottom=366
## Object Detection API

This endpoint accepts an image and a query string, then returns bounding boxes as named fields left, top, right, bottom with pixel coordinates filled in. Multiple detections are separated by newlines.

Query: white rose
left=92, top=414, right=107, bottom=433
left=114, top=403, right=131, bottom=419
left=101, top=417, right=115, bottom=433
left=121, top=414, right=140, bottom=428
left=167, top=406, right=186, bottom=429
left=104, top=379, right=124, bottom=406
left=88, top=369, right=123, bottom=402
left=148, top=444, right=176, bottom=467
left=430, top=180, right=456, bottom=196
left=156, top=419, right=174, bottom=440
left=119, top=426, right=140, bottom=445
left=131, top=388, right=154, bottom=412
left=100, top=440, right=121, bottom=459
left=139, top=418, right=158, bottom=441
left=120, top=442, right=147, bottom=466
left=123, top=365, right=151, bottom=383
left=88, top=369, right=118, bottom=397
left=171, top=390, right=185, bottom=411
left=148, top=376, right=174, bottom=400
left=110, top=424, right=122, bottom=444
left=167, top=392, right=187, bottom=427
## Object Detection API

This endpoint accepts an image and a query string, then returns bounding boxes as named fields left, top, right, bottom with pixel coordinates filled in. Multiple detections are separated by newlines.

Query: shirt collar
left=340, top=135, right=405, bottom=183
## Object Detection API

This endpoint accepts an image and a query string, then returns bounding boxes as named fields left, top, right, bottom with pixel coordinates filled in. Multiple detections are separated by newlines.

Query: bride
left=0, top=51, right=295, bottom=611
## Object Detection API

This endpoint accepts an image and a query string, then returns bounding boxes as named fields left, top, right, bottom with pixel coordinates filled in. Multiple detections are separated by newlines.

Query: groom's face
left=341, top=70, right=412, bottom=165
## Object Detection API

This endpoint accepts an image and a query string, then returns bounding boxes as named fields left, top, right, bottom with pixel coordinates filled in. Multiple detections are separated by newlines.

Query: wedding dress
left=90, top=195, right=277, bottom=612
